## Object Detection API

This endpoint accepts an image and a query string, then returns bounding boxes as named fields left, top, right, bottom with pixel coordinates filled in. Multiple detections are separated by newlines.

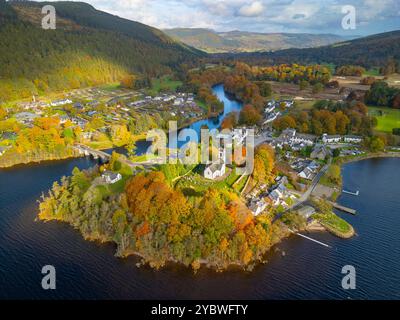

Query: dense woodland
left=213, top=30, right=400, bottom=71
left=0, top=1, right=201, bottom=102
left=365, top=81, right=400, bottom=109
left=273, top=100, right=376, bottom=136
left=38, top=145, right=287, bottom=271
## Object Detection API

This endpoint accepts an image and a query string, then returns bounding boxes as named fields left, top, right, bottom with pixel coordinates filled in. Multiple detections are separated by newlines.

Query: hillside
left=163, top=28, right=349, bottom=53
left=219, top=30, right=400, bottom=69
left=0, top=1, right=202, bottom=102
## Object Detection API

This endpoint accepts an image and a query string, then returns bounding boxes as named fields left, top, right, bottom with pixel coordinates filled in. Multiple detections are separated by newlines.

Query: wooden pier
left=330, top=202, right=357, bottom=215
left=343, top=190, right=360, bottom=196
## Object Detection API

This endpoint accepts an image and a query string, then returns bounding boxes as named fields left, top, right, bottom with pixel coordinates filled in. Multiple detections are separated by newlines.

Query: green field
left=99, top=82, right=121, bottom=91
left=148, top=76, right=182, bottom=95
left=294, top=100, right=316, bottom=110
left=316, top=212, right=353, bottom=234
left=368, top=106, right=400, bottom=132
left=363, top=68, right=380, bottom=76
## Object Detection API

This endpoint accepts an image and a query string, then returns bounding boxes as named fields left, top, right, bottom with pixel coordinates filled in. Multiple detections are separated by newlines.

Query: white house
left=292, top=133, right=317, bottom=146
left=204, top=160, right=226, bottom=180
left=0, top=146, right=7, bottom=156
left=344, top=135, right=363, bottom=144
left=102, top=171, right=122, bottom=184
left=265, top=104, right=276, bottom=114
left=298, top=161, right=319, bottom=180
left=50, top=99, right=72, bottom=107
left=173, top=98, right=184, bottom=106
left=322, top=133, right=342, bottom=144
left=249, top=198, right=268, bottom=216
left=268, top=190, right=281, bottom=206
left=264, top=112, right=279, bottom=124
left=299, top=167, right=314, bottom=180
left=282, top=100, right=294, bottom=108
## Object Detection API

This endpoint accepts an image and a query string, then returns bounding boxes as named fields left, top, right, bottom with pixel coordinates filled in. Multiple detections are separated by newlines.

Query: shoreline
left=335, top=151, right=400, bottom=166
left=39, top=215, right=292, bottom=272
left=314, top=152, right=400, bottom=239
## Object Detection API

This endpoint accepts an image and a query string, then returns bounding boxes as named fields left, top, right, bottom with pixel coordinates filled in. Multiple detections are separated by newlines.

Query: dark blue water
left=1, top=155, right=399, bottom=299
left=135, top=84, right=243, bottom=155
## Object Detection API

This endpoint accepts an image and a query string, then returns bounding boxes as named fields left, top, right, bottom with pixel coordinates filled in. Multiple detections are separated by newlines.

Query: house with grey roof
left=204, top=160, right=226, bottom=180
left=102, top=171, right=122, bottom=184
left=311, top=144, right=332, bottom=160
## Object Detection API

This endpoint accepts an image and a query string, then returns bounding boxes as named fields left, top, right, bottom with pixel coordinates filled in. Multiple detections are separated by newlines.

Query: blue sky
left=54, top=0, right=400, bottom=35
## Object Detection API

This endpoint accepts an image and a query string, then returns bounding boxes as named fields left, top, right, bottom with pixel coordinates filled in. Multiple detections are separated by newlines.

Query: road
left=291, top=158, right=332, bottom=210
left=273, top=158, right=331, bottom=223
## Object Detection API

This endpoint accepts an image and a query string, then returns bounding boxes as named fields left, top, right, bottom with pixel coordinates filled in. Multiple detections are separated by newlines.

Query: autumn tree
left=252, top=144, right=275, bottom=185
left=239, top=105, right=261, bottom=126
left=221, top=112, right=238, bottom=130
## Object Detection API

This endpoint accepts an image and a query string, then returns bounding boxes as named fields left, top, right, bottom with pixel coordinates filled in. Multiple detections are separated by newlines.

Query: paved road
left=273, top=158, right=332, bottom=223
left=291, top=158, right=332, bottom=209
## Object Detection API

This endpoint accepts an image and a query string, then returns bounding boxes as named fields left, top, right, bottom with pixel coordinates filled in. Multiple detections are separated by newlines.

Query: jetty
left=343, top=190, right=360, bottom=196
left=288, top=229, right=331, bottom=248
left=330, top=202, right=357, bottom=215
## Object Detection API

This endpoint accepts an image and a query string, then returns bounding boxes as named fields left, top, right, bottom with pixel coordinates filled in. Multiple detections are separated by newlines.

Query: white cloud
left=237, top=1, right=264, bottom=17
left=50, top=0, right=400, bottom=35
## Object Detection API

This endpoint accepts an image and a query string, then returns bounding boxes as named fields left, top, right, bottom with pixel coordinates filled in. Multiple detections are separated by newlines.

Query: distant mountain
left=0, top=1, right=202, bottom=102
left=223, top=30, right=400, bottom=69
left=163, top=28, right=352, bottom=53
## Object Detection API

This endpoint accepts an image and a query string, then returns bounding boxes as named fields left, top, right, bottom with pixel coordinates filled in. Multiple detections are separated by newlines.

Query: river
left=134, top=84, right=243, bottom=155
left=1, top=87, right=400, bottom=299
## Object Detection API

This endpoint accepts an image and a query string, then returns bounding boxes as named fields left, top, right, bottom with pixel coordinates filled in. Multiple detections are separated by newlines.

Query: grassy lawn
left=148, top=76, right=182, bottom=95
left=363, top=68, right=380, bottom=76
left=99, top=82, right=121, bottom=91
left=87, top=140, right=114, bottom=150
left=315, top=212, right=352, bottom=235
left=233, top=175, right=249, bottom=193
left=176, top=168, right=242, bottom=194
left=294, top=100, right=315, bottom=110
left=368, top=106, right=400, bottom=133
left=195, top=99, right=208, bottom=111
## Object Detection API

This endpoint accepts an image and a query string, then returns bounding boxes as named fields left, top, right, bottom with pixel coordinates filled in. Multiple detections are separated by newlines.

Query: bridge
left=74, top=144, right=111, bottom=161
left=73, top=144, right=157, bottom=170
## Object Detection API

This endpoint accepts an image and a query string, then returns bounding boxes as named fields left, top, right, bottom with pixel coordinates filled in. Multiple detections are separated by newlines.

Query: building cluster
left=248, top=175, right=295, bottom=215
left=127, top=92, right=203, bottom=120
left=274, top=128, right=317, bottom=150
left=204, top=128, right=252, bottom=180
left=263, top=99, right=293, bottom=125
left=322, top=133, right=363, bottom=144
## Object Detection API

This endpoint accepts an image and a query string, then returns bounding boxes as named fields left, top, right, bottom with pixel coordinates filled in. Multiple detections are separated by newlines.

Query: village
left=0, top=83, right=367, bottom=228
left=198, top=109, right=365, bottom=222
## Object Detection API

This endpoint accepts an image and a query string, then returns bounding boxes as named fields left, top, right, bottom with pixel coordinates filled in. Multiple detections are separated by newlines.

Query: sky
left=52, top=0, right=400, bottom=35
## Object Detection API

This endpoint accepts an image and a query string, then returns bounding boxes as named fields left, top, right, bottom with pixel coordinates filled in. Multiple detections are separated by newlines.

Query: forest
left=0, top=1, right=202, bottom=102
left=38, top=145, right=288, bottom=271
left=364, top=81, right=400, bottom=109
left=273, top=100, right=377, bottom=136
left=212, top=30, right=400, bottom=71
